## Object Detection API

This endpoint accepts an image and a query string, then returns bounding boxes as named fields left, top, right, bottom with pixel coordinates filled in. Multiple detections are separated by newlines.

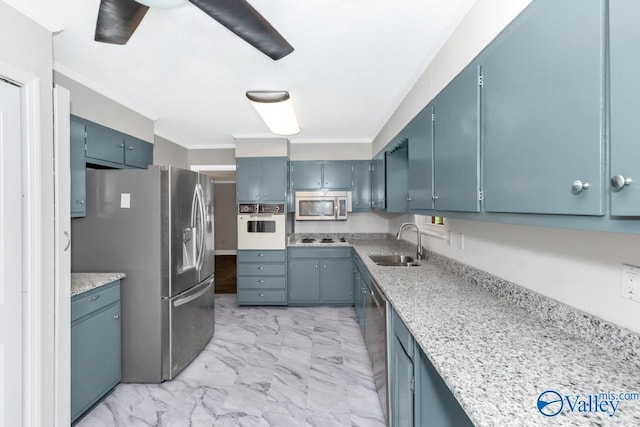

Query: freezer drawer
left=162, top=276, right=215, bottom=381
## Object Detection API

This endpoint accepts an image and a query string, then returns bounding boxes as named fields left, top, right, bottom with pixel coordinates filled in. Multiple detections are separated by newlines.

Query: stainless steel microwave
left=294, top=191, right=351, bottom=221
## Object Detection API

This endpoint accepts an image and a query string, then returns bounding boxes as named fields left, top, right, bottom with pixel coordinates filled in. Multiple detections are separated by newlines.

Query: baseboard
left=215, top=249, right=237, bottom=255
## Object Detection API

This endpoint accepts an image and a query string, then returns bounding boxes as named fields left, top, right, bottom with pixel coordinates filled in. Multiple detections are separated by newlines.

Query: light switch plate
left=621, top=264, right=640, bottom=303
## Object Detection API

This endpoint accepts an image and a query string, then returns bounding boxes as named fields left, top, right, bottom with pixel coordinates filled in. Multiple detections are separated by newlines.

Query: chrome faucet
left=396, top=222, right=423, bottom=260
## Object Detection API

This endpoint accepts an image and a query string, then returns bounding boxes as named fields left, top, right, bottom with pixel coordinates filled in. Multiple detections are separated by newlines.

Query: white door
left=0, top=78, right=23, bottom=426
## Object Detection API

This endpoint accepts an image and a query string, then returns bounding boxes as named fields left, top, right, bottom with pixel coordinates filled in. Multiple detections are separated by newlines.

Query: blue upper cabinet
left=70, top=117, right=87, bottom=217
left=610, top=0, right=640, bottom=216
left=433, top=64, right=480, bottom=212
left=237, top=157, right=287, bottom=203
left=81, top=116, right=153, bottom=169
left=322, top=161, right=352, bottom=189
left=291, top=161, right=323, bottom=190
left=290, top=161, right=352, bottom=191
left=371, top=151, right=386, bottom=210
left=85, top=120, right=125, bottom=165
left=124, top=135, right=154, bottom=169
left=386, top=145, right=409, bottom=213
left=352, top=160, right=372, bottom=211
left=482, top=0, right=604, bottom=216
left=406, top=106, right=434, bottom=212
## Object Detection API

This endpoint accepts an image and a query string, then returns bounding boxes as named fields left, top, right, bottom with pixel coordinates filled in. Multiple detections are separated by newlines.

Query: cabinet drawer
left=72, top=281, right=121, bottom=323
left=238, top=250, right=286, bottom=263
left=237, top=290, right=286, bottom=305
left=237, top=263, right=286, bottom=276
left=392, top=308, right=414, bottom=356
left=289, top=247, right=352, bottom=259
left=238, top=276, right=286, bottom=290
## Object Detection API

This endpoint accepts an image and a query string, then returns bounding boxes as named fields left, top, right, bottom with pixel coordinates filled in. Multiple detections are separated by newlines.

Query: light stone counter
left=350, top=239, right=640, bottom=427
left=71, top=272, right=126, bottom=297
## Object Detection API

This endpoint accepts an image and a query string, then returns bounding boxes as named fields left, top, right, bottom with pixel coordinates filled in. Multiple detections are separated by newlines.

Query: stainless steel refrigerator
left=71, top=166, right=215, bottom=383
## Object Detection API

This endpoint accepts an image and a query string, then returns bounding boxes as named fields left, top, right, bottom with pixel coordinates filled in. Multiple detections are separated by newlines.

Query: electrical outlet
left=453, top=232, right=464, bottom=250
left=621, top=264, right=640, bottom=303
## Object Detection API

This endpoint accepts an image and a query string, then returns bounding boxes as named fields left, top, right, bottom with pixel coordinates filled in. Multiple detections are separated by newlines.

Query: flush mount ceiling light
left=134, top=0, right=186, bottom=8
left=246, top=91, right=300, bottom=136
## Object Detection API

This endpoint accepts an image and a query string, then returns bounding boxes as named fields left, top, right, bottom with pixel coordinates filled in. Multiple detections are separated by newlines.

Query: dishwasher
left=364, top=278, right=389, bottom=423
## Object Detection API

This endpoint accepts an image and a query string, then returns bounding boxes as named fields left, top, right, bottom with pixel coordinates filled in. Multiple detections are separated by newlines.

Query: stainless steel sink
left=369, top=254, right=420, bottom=267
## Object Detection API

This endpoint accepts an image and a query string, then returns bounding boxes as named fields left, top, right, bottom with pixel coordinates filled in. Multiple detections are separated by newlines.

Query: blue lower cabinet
left=288, top=247, right=353, bottom=305
left=237, top=250, right=287, bottom=305
left=389, top=307, right=472, bottom=427
left=71, top=280, right=121, bottom=424
left=415, top=347, right=473, bottom=427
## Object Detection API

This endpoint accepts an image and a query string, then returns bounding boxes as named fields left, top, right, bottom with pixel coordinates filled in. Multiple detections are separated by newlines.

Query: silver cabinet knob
left=128, top=146, right=134, bottom=150
left=258, top=253, right=264, bottom=257
left=113, top=314, right=120, bottom=320
left=118, top=143, right=125, bottom=148
left=258, top=280, right=264, bottom=283
left=78, top=199, right=85, bottom=204
left=315, top=264, right=319, bottom=268
left=259, top=293, right=265, bottom=297
left=257, top=267, right=264, bottom=270
left=432, top=195, right=439, bottom=200
left=611, top=175, right=632, bottom=190
left=571, top=180, right=590, bottom=193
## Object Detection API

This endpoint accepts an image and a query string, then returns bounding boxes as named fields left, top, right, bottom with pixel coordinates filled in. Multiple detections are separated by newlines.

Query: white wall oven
left=295, top=191, right=351, bottom=221
left=237, top=203, right=286, bottom=249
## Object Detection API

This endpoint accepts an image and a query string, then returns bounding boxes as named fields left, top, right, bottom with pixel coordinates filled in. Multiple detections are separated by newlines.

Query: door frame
left=0, top=60, right=46, bottom=426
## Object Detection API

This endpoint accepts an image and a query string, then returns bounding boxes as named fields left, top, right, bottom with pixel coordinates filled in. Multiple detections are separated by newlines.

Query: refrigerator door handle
left=194, top=183, right=207, bottom=271
left=172, top=278, right=213, bottom=308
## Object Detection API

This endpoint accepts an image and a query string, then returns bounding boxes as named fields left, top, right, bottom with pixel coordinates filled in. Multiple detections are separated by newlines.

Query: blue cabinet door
left=85, top=120, right=125, bottom=165
left=390, top=334, right=414, bottom=427
left=386, top=146, right=409, bottom=213
left=320, top=258, right=353, bottom=303
left=236, top=158, right=263, bottom=202
left=70, top=117, right=86, bottom=217
left=288, top=259, right=321, bottom=303
left=407, top=106, right=433, bottom=211
left=433, top=64, right=480, bottom=212
left=610, top=0, right=640, bottom=216
left=482, top=0, right=603, bottom=215
left=261, top=157, right=287, bottom=202
left=371, top=151, right=386, bottom=210
left=124, top=135, right=153, bottom=169
left=291, top=161, right=323, bottom=190
left=352, top=161, right=371, bottom=212
left=323, top=161, right=352, bottom=189
left=71, top=301, right=121, bottom=422
left=415, top=346, right=473, bottom=427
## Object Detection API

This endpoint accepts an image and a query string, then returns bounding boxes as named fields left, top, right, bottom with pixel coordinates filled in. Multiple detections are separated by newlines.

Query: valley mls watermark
left=537, top=390, right=640, bottom=418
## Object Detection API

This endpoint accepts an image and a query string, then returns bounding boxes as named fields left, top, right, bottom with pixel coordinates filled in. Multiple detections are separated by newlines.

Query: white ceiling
left=20, top=0, right=475, bottom=148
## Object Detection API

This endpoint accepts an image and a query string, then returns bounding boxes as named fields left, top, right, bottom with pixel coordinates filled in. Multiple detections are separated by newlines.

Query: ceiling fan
left=94, top=0, right=294, bottom=60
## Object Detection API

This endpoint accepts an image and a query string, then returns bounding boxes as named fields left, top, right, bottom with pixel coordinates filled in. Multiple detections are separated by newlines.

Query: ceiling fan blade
left=189, top=0, right=294, bottom=60
left=95, top=0, right=149, bottom=45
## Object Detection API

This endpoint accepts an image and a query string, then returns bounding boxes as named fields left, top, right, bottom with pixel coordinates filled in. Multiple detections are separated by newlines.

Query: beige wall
left=234, top=137, right=288, bottom=158
left=154, top=135, right=189, bottom=168
left=188, top=148, right=236, bottom=166
left=289, top=142, right=371, bottom=160
left=0, top=2, right=56, bottom=422
left=53, top=71, right=155, bottom=143
left=373, top=0, right=533, bottom=155
left=386, top=0, right=640, bottom=333
left=213, top=183, right=237, bottom=252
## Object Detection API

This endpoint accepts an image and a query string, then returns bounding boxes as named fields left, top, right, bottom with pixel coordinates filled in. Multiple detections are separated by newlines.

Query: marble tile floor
left=77, top=294, right=386, bottom=427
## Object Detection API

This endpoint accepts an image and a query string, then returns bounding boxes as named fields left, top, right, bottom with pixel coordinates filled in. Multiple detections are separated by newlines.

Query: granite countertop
left=350, top=239, right=640, bottom=426
left=287, top=232, right=387, bottom=247
left=71, top=272, right=126, bottom=297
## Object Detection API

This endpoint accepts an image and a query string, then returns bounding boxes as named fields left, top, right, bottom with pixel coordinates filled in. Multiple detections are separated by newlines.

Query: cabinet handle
left=258, top=280, right=265, bottom=283
left=118, top=143, right=125, bottom=148
left=258, top=253, right=264, bottom=257
left=315, top=264, right=318, bottom=268
left=257, top=267, right=264, bottom=270
left=611, top=175, right=632, bottom=190
left=77, top=199, right=85, bottom=204
left=432, top=195, right=439, bottom=200
left=571, top=180, right=590, bottom=193
left=113, top=314, right=120, bottom=320
left=323, top=264, right=327, bottom=268
left=407, top=197, right=412, bottom=201
left=128, top=146, right=134, bottom=150
left=87, top=295, right=100, bottom=302
left=259, top=293, right=265, bottom=297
